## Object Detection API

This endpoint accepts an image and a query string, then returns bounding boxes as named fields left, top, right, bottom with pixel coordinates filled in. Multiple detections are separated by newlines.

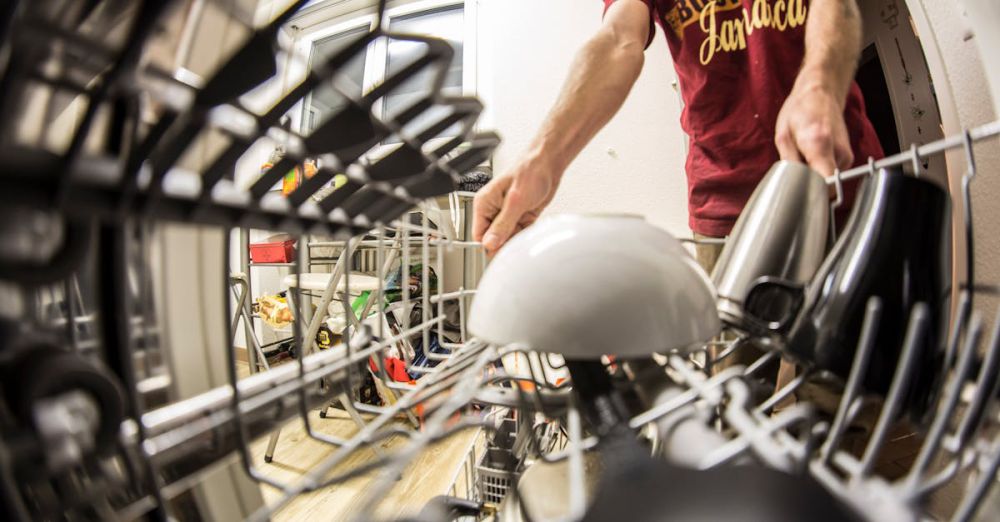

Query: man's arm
left=473, top=0, right=651, bottom=255
left=775, top=0, right=862, bottom=176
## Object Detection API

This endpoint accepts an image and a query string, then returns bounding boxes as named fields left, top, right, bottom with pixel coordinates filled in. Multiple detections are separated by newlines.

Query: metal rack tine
left=910, top=143, right=923, bottom=177
left=961, top=129, right=978, bottom=304
left=821, top=297, right=882, bottom=461
left=945, top=292, right=973, bottom=372
left=742, top=346, right=779, bottom=377
left=401, top=217, right=412, bottom=339
left=711, top=334, right=747, bottom=368
left=431, top=243, right=446, bottom=328
left=630, top=364, right=746, bottom=429
left=705, top=393, right=816, bottom=471
left=950, top=306, right=1000, bottom=451
left=951, top=439, right=1000, bottom=522
left=828, top=166, right=845, bottom=242
left=62, top=277, right=78, bottom=352
left=342, top=237, right=359, bottom=386
left=755, top=368, right=809, bottom=415
left=903, top=312, right=982, bottom=493
left=859, top=303, right=930, bottom=476
left=562, top=396, right=588, bottom=520
left=419, top=211, right=432, bottom=366
left=831, top=167, right=844, bottom=209
left=374, top=0, right=389, bottom=30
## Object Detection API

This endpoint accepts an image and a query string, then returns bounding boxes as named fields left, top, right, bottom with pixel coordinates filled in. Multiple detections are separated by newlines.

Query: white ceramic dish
left=469, top=214, right=720, bottom=359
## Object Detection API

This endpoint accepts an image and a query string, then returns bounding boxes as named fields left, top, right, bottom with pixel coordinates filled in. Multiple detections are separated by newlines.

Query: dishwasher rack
left=1, top=1, right=1000, bottom=521
left=0, top=0, right=501, bottom=519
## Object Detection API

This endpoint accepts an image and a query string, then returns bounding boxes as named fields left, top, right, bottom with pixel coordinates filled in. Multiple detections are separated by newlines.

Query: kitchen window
left=296, top=0, right=471, bottom=145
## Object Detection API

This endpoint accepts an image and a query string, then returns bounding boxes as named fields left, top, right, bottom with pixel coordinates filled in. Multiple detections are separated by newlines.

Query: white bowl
left=469, top=214, right=720, bottom=359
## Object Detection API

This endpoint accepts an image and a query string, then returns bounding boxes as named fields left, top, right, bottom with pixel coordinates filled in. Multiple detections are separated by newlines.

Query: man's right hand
left=473, top=157, right=559, bottom=256
left=471, top=0, right=650, bottom=256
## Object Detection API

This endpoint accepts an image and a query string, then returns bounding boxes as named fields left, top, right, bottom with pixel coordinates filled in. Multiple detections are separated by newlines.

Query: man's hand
left=469, top=0, right=650, bottom=255
left=776, top=0, right=861, bottom=177
left=774, top=81, right=853, bottom=177
left=473, top=158, right=559, bottom=255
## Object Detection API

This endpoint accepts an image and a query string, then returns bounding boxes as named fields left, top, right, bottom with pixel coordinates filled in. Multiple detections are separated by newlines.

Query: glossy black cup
left=744, top=168, right=952, bottom=422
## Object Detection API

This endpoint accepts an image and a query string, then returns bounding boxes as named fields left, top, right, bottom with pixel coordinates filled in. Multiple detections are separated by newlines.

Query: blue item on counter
left=410, top=331, right=451, bottom=373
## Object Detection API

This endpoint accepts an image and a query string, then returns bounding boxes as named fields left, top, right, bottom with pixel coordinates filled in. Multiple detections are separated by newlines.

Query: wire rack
left=2, top=0, right=1000, bottom=521
left=0, top=0, right=502, bottom=519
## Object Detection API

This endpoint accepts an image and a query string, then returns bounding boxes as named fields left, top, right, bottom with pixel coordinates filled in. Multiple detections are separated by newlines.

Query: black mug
left=744, top=168, right=952, bottom=422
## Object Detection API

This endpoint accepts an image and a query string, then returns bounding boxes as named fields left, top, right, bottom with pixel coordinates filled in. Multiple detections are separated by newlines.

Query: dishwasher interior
left=1, top=1, right=1000, bottom=521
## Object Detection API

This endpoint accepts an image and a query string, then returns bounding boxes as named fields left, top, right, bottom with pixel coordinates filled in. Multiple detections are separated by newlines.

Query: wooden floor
left=238, top=361, right=484, bottom=521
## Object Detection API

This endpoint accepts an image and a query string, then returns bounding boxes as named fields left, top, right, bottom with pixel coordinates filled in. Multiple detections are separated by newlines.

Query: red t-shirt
left=602, top=0, right=884, bottom=236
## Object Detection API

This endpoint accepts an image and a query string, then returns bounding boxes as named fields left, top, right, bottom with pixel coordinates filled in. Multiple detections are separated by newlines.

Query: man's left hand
left=774, top=81, right=853, bottom=177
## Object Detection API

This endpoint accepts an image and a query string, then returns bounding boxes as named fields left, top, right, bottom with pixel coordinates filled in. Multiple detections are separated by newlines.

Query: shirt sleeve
left=601, top=0, right=656, bottom=50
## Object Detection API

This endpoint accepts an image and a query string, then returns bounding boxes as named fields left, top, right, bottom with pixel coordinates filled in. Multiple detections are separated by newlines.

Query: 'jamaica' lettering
left=697, top=0, right=807, bottom=65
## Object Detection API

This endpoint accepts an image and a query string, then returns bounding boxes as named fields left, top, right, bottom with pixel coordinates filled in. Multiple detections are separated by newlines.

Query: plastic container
left=249, top=238, right=296, bottom=263
left=476, top=440, right=519, bottom=505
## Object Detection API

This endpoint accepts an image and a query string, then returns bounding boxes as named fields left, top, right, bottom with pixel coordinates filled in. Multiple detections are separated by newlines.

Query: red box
left=250, top=238, right=296, bottom=263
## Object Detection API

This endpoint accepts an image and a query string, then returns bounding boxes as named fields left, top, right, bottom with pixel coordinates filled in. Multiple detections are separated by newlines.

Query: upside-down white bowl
left=469, top=214, right=720, bottom=359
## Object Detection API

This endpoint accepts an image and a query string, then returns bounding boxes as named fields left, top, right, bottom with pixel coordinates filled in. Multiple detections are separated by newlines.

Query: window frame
left=289, top=0, right=475, bottom=145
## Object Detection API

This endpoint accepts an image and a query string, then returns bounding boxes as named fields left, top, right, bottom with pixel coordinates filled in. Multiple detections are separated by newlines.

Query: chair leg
left=264, top=428, right=280, bottom=463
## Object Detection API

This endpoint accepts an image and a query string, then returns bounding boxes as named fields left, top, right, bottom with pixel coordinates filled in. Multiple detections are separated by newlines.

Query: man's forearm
left=526, top=27, right=646, bottom=180
left=796, top=0, right=861, bottom=105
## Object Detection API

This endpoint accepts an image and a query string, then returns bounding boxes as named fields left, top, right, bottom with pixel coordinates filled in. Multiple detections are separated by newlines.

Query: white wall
left=476, top=0, right=690, bottom=237
left=908, top=0, right=1000, bottom=319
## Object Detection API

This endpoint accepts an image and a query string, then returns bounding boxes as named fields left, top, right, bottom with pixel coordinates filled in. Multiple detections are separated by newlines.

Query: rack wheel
left=319, top=410, right=327, bottom=418
left=264, top=456, right=273, bottom=463
left=2, top=344, right=126, bottom=458
left=0, top=214, right=93, bottom=286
